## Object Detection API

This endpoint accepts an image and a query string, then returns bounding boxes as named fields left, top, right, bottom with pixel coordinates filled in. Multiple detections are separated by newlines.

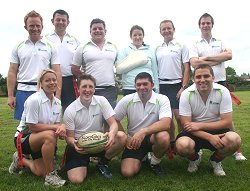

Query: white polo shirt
left=46, top=32, right=80, bottom=77
left=156, top=39, right=189, bottom=84
left=179, top=83, right=232, bottom=122
left=114, top=91, right=172, bottom=138
left=73, top=40, right=117, bottom=87
left=10, top=37, right=60, bottom=91
left=15, top=89, right=62, bottom=137
left=189, top=37, right=228, bottom=82
left=63, top=95, right=115, bottom=139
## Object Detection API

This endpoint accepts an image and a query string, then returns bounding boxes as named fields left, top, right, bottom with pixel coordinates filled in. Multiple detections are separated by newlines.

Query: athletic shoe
left=150, top=164, right=165, bottom=176
left=96, top=164, right=112, bottom=179
left=233, top=152, right=247, bottom=161
left=90, top=157, right=100, bottom=164
left=209, top=159, right=226, bottom=176
left=9, top=152, right=20, bottom=175
left=44, top=170, right=66, bottom=187
left=187, top=155, right=201, bottom=173
left=198, top=149, right=203, bottom=157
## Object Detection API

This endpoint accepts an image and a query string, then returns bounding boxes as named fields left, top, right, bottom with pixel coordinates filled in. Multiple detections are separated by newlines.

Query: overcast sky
left=1, top=0, right=249, bottom=77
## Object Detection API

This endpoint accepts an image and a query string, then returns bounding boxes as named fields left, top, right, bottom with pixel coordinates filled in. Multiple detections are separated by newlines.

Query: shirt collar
left=133, top=91, right=157, bottom=104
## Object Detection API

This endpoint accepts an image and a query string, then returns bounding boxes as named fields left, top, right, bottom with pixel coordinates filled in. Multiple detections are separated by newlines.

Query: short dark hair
left=77, top=74, right=96, bottom=88
left=198, top=13, right=214, bottom=26
left=135, top=72, right=153, bottom=84
left=160, top=20, right=175, bottom=30
left=52, top=9, right=69, bottom=19
left=90, top=18, right=106, bottom=29
left=193, top=64, right=214, bottom=78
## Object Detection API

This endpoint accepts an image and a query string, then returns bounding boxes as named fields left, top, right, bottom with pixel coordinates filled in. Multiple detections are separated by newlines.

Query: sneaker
left=9, top=152, right=20, bottom=175
left=96, top=164, right=112, bottom=179
left=198, top=149, right=203, bottom=157
left=90, top=157, right=100, bottom=164
left=233, top=152, right=247, bottom=161
left=209, top=160, right=226, bottom=176
left=44, top=170, right=66, bottom=187
left=187, top=156, right=201, bottom=173
left=150, top=164, right=165, bottom=176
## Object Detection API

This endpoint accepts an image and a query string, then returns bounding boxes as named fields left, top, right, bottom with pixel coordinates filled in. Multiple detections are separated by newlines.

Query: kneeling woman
left=9, top=69, right=66, bottom=187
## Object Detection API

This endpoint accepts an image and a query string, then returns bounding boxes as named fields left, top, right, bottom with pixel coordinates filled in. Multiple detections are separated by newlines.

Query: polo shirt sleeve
left=10, top=44, right=20, bottom=64
left=158, top=95, right=172, bottom=119
left=188, top=42, right=199, bottom=60
left=25, top=96, right=40, bottom=124
left=100, top=97, right=115, bottom=120
left=179, top=90, right=192, bottom=116
left=50, top=43, right=60, bottom=65
left=63, top=106, right=76, bottom=131
left=182, top=44, right=190, bottom=64
left=72, top=44, right=85, bottom=67
left=114, top=97, right=128, bottom=121
left=220, top=88, right=233, bottom=114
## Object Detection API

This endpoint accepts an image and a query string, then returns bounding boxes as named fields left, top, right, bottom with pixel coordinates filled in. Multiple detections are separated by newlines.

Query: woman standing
left=116, top=25, right=159, bottom=96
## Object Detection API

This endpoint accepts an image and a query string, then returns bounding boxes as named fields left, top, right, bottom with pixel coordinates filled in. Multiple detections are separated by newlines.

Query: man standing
left=189, top=13, right=246, bottom=161
left=71, top=18, right=117, bottom=109
left=46, top=9, right=80, bottom=111
left=115, top=72, right=172, bottom=177
left=175, top=64, right=241, bottom=176
left=156, top=20, right=190, bottom=150
left=7, top=10, right=62, bottom=120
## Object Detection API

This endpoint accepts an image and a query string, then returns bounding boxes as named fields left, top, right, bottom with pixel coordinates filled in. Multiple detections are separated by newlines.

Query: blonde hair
left=37, top=69, right=57, bottom=90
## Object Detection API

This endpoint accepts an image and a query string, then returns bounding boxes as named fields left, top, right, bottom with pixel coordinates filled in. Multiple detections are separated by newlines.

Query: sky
left=1, top=0, right=250, bottom=77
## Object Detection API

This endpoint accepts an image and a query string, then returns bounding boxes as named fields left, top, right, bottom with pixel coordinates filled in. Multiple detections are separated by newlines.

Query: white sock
left=150, top=154, right=162, bottom=165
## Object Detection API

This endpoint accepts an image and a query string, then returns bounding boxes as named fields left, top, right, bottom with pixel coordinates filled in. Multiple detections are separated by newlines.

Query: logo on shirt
left=209, top=100, right=219, bottom=105
left=38, top=48, right=48, bottom=51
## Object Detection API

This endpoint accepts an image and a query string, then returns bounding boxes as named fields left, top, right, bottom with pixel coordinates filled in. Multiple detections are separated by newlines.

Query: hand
left=208, top=134, right=225, bottom=150
left=73, top=139, right=87, bottom=154
left=176, top=88, right=184, bottom=100
left=183, top=122, right=201, bottom=132
left=126, top=129, right=146, bottom=150
left=104, top=131, right=115, bottom=150
left=7, top=96, right=16, bottom=109
left=55, top=124, right=66, bottom=139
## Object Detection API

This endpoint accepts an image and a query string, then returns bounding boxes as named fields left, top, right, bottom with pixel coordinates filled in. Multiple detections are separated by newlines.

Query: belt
left=159, top=78, right=182, bottom=81
left=18, top=82, right=37, bottom=85
left=95, top=86, right=114, bottom=89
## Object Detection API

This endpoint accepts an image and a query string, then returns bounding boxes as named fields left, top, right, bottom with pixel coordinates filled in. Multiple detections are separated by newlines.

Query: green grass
left=0, top=92, right=249, bottom=190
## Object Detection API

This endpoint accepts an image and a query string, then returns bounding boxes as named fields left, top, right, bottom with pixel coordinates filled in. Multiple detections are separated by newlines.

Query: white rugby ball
left=77, top=131, right=108, bottom=154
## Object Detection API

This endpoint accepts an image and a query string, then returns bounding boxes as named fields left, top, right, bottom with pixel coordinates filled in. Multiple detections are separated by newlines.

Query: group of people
left=6, top=9, right=246, bottom=188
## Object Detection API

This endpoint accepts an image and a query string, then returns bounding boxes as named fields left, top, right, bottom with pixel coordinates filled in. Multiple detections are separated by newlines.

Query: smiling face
left=25, top=16, right=43, bottom=42
left=135, top=78, right=154, bottom=102
left=199, top=16, right=213, bottom=37
left=131, top=29, right=144, bottom=48
left=40, top=72, right=58, bottom=97
left=193, top=68, right=215, bottom=94
left=160, top=21, right=175, bottom=43
left=90, top=23, right=106, bottom=44
left=52, top=13, right=69, bottom=33
left=79, top=79, right=95, bottom=104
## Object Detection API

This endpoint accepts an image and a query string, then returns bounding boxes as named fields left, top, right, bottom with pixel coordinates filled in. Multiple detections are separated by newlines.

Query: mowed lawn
left=0, top=91, right=249, bottom=191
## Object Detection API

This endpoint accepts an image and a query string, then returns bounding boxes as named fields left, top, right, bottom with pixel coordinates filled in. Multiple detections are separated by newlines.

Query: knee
left=224, top=132, right=241, bottom=150
left=68, top=174, right=86, bottom=184
left=116, top=131, right=127, bottom=145
left=155, top=131, right=170, bottom=147
left=175, top=137, right=194, bottom=156
left=44, top=130, right=57, bottom=144
left=121, top=165, right=139, bottom=178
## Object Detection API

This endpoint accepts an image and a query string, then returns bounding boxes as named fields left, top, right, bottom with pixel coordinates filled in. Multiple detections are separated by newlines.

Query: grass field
left=0, top=91, right=249, bottom=191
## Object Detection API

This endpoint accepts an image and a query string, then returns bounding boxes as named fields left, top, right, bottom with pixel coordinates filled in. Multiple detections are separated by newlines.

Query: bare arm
left=190, top=49, right=232, bottom=68
left=182, top=112, right=232, bottom=132
left=71, top=65, right=82, bottom=78
left=52, top=64, right=62, bottom=99
left=7, top=63, right=18, bottom=109
left=105, top=116, right=119, bottom=148
left=177, top=62, right=190, bottom=99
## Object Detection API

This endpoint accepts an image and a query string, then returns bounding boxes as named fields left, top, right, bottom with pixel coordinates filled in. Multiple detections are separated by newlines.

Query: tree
left=226, top=66, right=239, bottom=86
left=0, top=74, right=7, bottom=96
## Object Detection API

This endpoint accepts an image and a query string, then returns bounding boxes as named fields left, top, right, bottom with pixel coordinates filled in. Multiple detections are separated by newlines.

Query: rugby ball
left=77, top=131, right=108, bottom=154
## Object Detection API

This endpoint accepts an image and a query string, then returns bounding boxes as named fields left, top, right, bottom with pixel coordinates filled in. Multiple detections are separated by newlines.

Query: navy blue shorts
left=61, top=76, right=77, bottom=110
left=121, top=135, right=152, bottom=161
left=95, top=86, right=117, bottom=109
left=14, top=90, right=35, bottom=120
left=176, top=129, right=231, bottom=152
left=122, top=89, right=136, bottom=96
left=159, top=83, right=182, bottom=109
left=14, top=133, right=42, bottom=160
left=65, top=145, right=106, bottom=171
